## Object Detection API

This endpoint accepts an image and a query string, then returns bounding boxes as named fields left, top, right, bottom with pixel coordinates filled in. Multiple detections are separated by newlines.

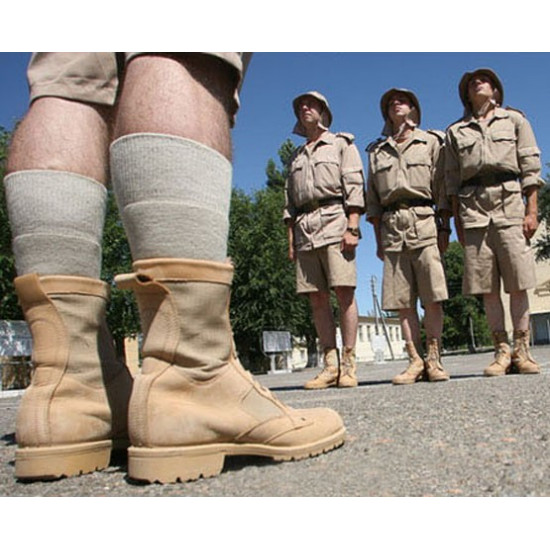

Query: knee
left=334, top=287, right=355, bottom=307
left=309, top=291, right=330, bottom=309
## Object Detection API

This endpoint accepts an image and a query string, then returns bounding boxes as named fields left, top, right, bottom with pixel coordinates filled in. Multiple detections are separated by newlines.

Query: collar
left=458, top=106, right=509, bottom=128
left=380, top=128, right=427, bottom=150
left=304, top=130, right=334, bottom=148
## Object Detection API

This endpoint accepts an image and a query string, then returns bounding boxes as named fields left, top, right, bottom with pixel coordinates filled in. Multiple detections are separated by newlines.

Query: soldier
left=284, top=91, right=365, bottom=389
left=445, top=68, right=543, bottom=376
left=3, top=54, right=346, bottom=484
left=366, top=88, right=451, bottom=385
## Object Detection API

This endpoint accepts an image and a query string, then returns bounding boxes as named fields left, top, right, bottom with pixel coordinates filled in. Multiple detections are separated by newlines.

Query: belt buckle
left=396, top=201, right=408, bottom=210
left=310, top=199, right=319, bottom=211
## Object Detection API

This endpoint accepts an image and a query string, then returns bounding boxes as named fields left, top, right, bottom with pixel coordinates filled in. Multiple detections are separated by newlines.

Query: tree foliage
left=442, top=241, right=491, bottom=351
left=534, top=168, right=550, bottom=261
left=228, top=140, right=317, bottom=371
left=100, top=189, right=140, bottom=358
left=0, top=126, right=21, bottom=321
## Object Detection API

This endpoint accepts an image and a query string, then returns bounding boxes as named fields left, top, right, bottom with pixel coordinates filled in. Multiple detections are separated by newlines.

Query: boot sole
left=128, top=428, right=346, bottom=484
left=15, top=440, right=113, bottom=480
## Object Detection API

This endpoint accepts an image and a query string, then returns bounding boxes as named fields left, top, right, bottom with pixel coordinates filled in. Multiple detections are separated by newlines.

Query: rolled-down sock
left=4, top=170, right=106, bottom=278
left=110, top=134, right=232, bottom=263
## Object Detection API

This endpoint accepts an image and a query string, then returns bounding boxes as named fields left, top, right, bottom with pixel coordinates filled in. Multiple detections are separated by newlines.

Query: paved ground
left=1, top=347, right=550, bottom=497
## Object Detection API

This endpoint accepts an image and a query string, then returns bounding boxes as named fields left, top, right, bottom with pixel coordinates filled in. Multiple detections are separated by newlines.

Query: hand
left=341, top=231, right=359, bottom=253
left=288, top=245, right=295, bottom=263
left=523, top=211, right=538, bottom=242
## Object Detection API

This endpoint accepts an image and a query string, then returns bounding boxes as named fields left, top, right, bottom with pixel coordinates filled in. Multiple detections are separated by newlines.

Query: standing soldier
left=366, top=88, right=451, bottom=385
left=445, top=68, right=543, bottom=376
left=284, top=91, right=365, bottom=389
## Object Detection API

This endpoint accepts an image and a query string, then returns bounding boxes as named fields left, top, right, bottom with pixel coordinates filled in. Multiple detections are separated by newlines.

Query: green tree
left=228, top=140, right=318, bottom=371
left=442, top=241, right=491, bottom=351
left=533, top=168, right=550, bottom=261
left=266, top=139, right=296, bottom=189
left=0, top=126, right=21, bottom=321
left=100, top=189, right=140, bottom=360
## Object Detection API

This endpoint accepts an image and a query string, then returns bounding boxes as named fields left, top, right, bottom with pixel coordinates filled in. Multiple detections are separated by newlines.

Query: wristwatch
left=346, top=226, right=361, bottom=238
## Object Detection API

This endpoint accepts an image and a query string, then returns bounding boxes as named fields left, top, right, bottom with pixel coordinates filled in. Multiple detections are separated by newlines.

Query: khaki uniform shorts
left=463, top=223, right=536, bottom=295
left=27, top=52, right=247, bottom=120
left=382, top=244, right=448, bottom=310
left=296, top=243, right=356, bottom=294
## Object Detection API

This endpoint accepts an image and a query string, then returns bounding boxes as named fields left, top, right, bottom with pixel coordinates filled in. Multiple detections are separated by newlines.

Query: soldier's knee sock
left=4, top=170, right=106, bottom=278
left=110, top=134, right=231, bottom=262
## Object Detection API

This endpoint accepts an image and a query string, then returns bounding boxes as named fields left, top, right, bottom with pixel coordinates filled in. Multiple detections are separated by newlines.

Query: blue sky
left=1, top=52, right=549, bottom=316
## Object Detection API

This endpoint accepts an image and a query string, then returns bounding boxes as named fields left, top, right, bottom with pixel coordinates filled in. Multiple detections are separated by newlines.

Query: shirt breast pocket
left=289, top=157, right=306, bottom=189
left=491, top=130, right=517, bottom=167
left=313, top=151, right=340, bottom=187
left=406, top=152, right=432, bottom=190
left=372, top=156, right=394, bottom=193
left=456, top=134, right=481, bottom=171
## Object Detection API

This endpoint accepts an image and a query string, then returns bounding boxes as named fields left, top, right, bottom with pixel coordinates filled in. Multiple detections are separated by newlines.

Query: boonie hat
left=292, top=91, right=333, bottom=137
left=459, top=68, right=504, bottom=109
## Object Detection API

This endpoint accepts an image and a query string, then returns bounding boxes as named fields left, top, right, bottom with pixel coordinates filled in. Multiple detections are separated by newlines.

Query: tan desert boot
left=483, top=331, right=512, bottom=377
left=115, top=259, right=345, bottom=484
left=392, top=341, right=425, bottom=385
left=303, top=347, right=340, bottom=389
left=14, top=274, right=133, bottom=480
left=338, top=346, right=358, bottom=388
left=511, top=330, right=540, bottom=374
left=424, top=338, right=450, bottom=382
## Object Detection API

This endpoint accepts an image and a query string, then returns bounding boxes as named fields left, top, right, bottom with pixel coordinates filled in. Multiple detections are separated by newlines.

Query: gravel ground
left=1, top=347, right=550, bottom=497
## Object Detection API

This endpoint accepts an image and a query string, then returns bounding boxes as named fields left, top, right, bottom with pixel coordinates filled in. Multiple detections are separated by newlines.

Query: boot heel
left=15, top=440, right=112, bottom=480
left=128, top=446, right=225, bottom=483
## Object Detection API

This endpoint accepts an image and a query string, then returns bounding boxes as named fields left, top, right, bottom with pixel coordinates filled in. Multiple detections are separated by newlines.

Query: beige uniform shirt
left=366, top=128, right=447, bottom=252
left=284, top=131, right=365, bottom=251
left=445, top=106, right=543, bottom=229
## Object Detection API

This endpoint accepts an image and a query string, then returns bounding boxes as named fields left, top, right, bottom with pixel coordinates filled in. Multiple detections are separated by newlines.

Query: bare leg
left=114, top=54, right=233, bottom=158
left=308, top=291, right=337, bottom=349
left=483, top=292, right=506, bottom=332
left=334, top=286, right=358, bottom=349
left=510, top=290, right=530, bottom=331
left=399, top=307, right=421, bottom=347
left=7, top=97, right=110, bottom=181
left=423, top=301, right=444, bottom=341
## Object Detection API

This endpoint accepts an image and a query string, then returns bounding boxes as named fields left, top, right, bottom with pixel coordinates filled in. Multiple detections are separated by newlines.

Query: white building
left=289, top=314, right=406, bottom=370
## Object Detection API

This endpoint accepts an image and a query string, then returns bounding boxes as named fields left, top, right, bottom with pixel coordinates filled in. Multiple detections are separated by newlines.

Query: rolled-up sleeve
left=341, top=143, right=366, bottom=212
left=432, top=140, right=451, bottom=212
left=517, top=117, right=544, bottom=190
left=444, top=131, right=462, bottom=197
left=365, top=160, right=383, bottom=221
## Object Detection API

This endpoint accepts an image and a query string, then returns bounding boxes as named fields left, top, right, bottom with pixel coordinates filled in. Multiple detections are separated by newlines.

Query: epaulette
left=335, top=132, right=355, bottom=143
left=426, top=129, right=445, bottom=144
left=365, top=137, right=384, bottom=153
left=505, top=106, right=527, bottom=118
left=445, top=117, right=464, bottom=132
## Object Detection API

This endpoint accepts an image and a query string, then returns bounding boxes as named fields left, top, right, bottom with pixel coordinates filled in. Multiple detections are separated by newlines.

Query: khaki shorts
left=27, top=52, right=248, bottom=122
left=382, top=244, right=448, bottom=310
left=463, top=223, right=537, bottom=295
left=296, top=243, right=356, bottom=294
